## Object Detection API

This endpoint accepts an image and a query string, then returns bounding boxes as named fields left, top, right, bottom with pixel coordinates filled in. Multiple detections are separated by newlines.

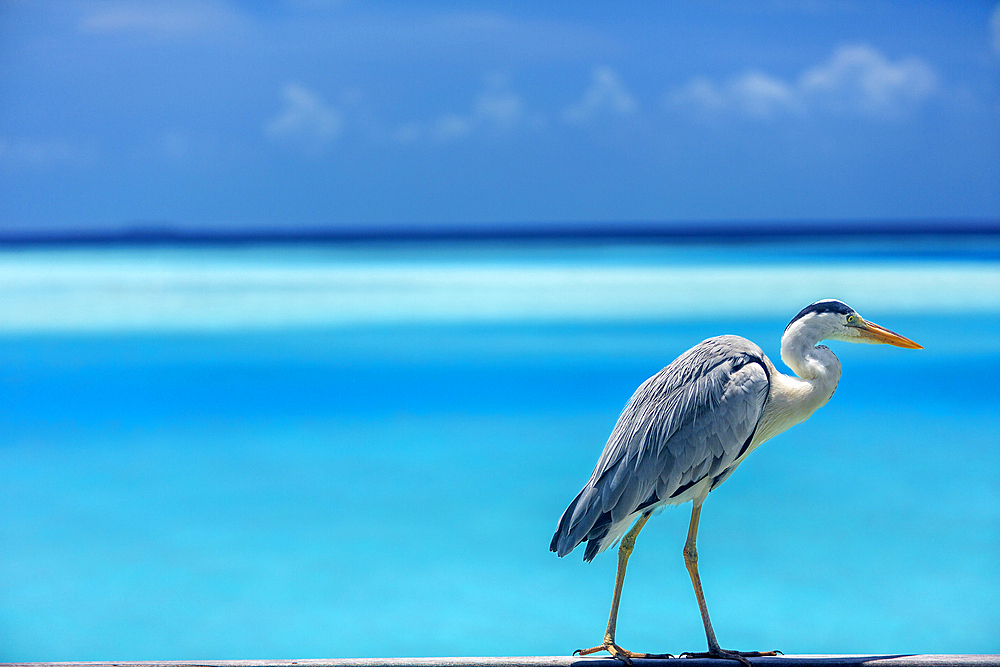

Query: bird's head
left=784, top=299, right=923, bottom=349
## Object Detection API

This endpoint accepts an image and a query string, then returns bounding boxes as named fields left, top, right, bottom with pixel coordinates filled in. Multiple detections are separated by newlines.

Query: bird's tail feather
left=549, top=493, right=582, bottom=556
left=550, top=486, right=611, bottom=561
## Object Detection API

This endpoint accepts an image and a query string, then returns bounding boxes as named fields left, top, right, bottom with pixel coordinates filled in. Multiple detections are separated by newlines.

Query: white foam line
left=0, top=258, right=997, bottom=331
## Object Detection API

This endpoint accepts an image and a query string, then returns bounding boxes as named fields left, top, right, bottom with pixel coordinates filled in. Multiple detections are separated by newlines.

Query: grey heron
left=550, top=299, right=922, bottom=664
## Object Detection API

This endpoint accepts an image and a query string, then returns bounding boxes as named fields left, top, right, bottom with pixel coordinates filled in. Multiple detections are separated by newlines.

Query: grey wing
left=550, top=336, right=770, bottom=561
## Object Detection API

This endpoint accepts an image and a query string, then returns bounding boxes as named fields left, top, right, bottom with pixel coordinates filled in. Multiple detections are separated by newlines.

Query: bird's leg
left=680, top=502, right=780, bottom=666
left=683, top=503, right=723, bottom=655
left=574, top=512, right=671, bottom=664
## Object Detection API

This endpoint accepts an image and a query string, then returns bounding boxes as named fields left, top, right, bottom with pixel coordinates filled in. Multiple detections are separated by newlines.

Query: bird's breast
left=752, top=369, right=837, bottom=450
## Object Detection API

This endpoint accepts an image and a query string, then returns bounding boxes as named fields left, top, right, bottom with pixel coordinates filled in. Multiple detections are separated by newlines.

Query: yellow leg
left=575, top=512, right=671, bottom=664
left=683, top=502, right=722, bottom=653
left=681, top=501, right=781, bottom=666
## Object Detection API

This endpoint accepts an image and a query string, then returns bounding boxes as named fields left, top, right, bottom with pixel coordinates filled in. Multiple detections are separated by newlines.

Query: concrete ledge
left=4, top=656, right=999, bottom=667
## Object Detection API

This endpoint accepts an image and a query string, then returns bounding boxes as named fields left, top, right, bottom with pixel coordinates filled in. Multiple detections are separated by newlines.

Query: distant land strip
left=1, top=220, right=999, bottom=246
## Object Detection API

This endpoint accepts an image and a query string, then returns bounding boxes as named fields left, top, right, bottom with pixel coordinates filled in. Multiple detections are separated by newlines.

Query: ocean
left=1, top=237, right=997, bottom=660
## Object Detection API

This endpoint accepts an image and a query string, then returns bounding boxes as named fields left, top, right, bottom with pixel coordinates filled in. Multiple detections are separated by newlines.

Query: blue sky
left=1, top=1, right=998, bottom=231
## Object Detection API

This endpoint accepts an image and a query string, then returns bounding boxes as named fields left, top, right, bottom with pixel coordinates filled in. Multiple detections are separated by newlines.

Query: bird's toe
left=680, top=647, right=779, bottom=666
left=573, top=641, right=674, bottom=664
left=574, top=643, right=631, bottom=664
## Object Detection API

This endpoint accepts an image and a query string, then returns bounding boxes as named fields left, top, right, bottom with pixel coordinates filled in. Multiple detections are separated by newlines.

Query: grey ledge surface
left=5, top=656, right=1000, bottom=667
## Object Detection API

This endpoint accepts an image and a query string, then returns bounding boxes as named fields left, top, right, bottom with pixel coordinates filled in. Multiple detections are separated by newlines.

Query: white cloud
left=422, top=75, right=540, bottom=142
left=671, top=44, right=937, bottom=119
left=562, top=66, right=636, bottom=125
left=800, top=45, right=936, bottom=113
left=265, top=84, right=343, bottom=149
left=672, top=73, right=798, bottom=119
left=78, top=0, right=245, bottom=38
left=474, top=90, right=526, bottom=128
left=409, top=67, right=639, bottom=142
left=731, top=72, right=800, bottom=117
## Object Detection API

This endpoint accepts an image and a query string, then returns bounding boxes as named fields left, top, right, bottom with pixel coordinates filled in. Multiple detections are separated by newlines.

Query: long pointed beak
left=857, top=320, right=923, bottom=349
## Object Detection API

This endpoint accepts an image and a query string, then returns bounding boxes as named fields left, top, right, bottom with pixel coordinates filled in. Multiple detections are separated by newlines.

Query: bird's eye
left=846, top=315, right=856, bottom=324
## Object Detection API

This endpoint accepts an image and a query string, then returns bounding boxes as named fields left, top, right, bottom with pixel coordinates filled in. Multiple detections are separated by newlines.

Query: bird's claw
left=679, top=649, right=781, bottom=666
left=574, top=643, right=633, bottom=664
left=574, top=642, right=673, bottom=664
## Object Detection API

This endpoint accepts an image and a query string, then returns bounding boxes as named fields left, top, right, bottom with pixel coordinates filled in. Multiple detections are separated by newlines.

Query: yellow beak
left=857, top=320, right=923, bottom=349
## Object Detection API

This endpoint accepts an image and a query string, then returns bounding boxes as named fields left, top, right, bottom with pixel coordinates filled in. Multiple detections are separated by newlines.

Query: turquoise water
left=0, top=240, right=998, bottom=660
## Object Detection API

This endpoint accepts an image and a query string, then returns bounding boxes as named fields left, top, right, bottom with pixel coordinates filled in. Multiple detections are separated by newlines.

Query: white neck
left=780, top=322, right=842, bottom=385
left=751, top=318, right=844, bottom=449
left=779, top=316, right=843, bottom=407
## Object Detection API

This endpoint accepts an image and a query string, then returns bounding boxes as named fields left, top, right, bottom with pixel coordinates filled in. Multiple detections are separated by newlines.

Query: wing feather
left=550, top=335, right=770, bottom=560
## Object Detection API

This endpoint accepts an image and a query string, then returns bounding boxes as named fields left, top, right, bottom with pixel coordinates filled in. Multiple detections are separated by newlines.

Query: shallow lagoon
left=1, top=239, right=998, bottom=660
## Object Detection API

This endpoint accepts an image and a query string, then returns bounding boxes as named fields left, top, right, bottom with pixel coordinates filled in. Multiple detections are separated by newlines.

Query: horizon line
left=1, top=218, right=998, bottom=246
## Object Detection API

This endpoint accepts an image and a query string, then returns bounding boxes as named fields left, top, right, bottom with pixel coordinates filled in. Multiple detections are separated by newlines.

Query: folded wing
left=550, top=335, right=770, bottom=561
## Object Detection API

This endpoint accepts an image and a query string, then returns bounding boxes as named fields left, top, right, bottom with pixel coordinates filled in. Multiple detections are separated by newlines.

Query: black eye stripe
left=785, top=299, right=855, bottom=332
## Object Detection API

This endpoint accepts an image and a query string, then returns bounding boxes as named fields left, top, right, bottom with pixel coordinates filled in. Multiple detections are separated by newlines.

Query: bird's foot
left=575, top=641, right=673, bottom=664
left=680, top=648, right=781, bottom=666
